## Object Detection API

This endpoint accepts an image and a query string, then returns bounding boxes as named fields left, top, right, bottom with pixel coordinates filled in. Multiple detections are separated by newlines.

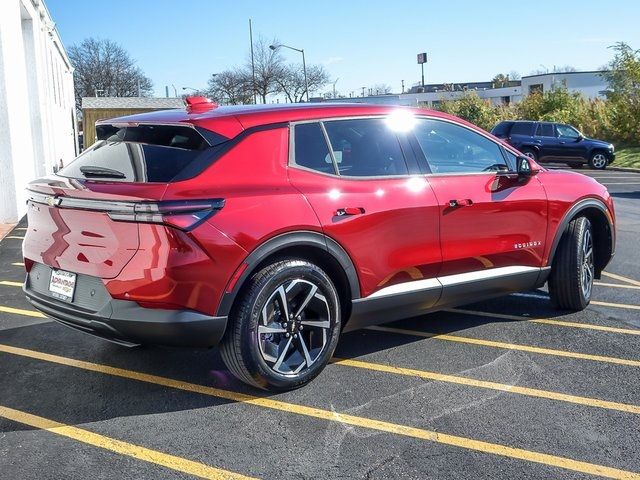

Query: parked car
left=491, top=120, right=615, bottom=170
left=22, top=99, right=616, bottom=391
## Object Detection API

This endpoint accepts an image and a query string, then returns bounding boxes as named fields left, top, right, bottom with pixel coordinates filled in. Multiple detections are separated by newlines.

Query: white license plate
left=49, top=269, right=77, bottom=302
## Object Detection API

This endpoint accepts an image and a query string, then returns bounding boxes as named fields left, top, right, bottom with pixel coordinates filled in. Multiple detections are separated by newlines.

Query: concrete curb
left=608, top=166, right=640, bottom=173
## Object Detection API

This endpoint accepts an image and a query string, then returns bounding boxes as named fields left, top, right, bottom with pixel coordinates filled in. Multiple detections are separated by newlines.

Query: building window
left=529, top=84, right=543, bottom=94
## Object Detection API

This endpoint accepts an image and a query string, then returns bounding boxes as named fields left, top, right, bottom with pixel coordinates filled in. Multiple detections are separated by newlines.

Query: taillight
left=108, top=199, right=224, bottom=231
left=26, top=190, right=224, bottom=232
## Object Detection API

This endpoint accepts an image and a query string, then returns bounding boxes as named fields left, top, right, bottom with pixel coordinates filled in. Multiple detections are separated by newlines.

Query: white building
left=327, top=71, right=609, bottom=108
left=0, top=0, right=76, bottom=223
left=520, top=71, right=609, bottom=99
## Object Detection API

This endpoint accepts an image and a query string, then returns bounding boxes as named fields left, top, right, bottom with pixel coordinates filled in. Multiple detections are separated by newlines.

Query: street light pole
left=301, top=48, right=309, bottom=102
left=270, top=43, right=309, bottom=102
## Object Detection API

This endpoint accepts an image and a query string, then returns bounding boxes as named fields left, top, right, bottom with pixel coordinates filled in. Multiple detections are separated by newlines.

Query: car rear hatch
left=23, top=123, right=228, bottom=280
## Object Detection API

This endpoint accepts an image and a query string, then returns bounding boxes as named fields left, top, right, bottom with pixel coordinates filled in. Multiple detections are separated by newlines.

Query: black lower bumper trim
left=24, top=287, right=227, bottom=348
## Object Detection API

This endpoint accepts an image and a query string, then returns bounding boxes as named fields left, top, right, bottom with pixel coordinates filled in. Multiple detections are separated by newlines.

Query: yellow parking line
left=592, top=300, right=640, bottom=311
left=366, top=326, right=640, bottom=367
left=11, top=262, right=24, bottom=266
left=331, top=357, right=640, bottom=415
left=0, top=344, right=637, bottom=479
left=595, top=281, right=640, bottom=291
left=602, top=271, right=640, bottom=287
left=5, top=236, right=24, bottom=240
left=0, top=305, right=45, bottom=318
left=448, top=308, right=640, bottom=336
left=0, top=281, right=23, bottom=287
left=0, top=405, right=255, bottom=480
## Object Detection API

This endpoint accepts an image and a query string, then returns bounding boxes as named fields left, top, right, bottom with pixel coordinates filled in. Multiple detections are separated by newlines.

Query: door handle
left=335, top=207, right=365, bottom=216
left=448, top=199, right=473, bottom=208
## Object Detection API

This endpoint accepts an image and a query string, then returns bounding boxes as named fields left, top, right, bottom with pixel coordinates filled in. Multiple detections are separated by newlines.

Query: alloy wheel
left=581, top=228, right=594, bottom=299
left=591, top=153, right=607, bottom=169
left=257, top=279, right=331, bottom=375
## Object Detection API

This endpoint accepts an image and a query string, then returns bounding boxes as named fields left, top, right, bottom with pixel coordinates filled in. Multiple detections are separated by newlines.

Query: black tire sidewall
left=549, top=216, right=593, bottom=310
left=238, top=260, right=341, bottom=390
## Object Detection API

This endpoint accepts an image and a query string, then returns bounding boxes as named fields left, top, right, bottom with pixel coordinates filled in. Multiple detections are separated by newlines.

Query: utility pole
left=249, top=19, right=257, bottom=104
left=401, top=79, right=405, bottom=93
left=361, top=86, right=365, bottom=97
left=332, top=77, right=339, bottom=98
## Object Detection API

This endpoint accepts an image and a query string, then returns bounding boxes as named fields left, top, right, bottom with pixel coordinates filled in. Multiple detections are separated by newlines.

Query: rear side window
left=510, top=122, right=534, bottom=136
left=293, top=123, right=336, bottom=174
left=491, top=122, right=512, bottom=137
left=323, top=119, right=408, bottom=177
left=59, top=125, right=225, bottom=183
left=535, top=123, right=555, bottom=137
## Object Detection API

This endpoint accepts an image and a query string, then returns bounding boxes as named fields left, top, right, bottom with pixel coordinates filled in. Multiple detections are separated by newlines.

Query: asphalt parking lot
left=1, top=166, right=639, bottom=480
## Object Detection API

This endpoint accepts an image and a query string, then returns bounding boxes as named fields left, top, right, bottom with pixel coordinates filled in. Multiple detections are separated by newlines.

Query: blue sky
left=48, top=0, right=640, bottom=98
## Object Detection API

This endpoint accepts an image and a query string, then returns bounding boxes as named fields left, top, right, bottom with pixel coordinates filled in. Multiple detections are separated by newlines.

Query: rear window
left=510, top=122, right=534, bottom=136
left=58, top=124, right=227, bottom=183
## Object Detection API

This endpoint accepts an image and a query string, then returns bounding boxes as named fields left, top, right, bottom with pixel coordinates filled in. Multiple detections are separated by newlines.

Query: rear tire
left=220, top=259, right=341, bottom=391
left=588, top=151, right=608, bottom=170
left=521, top=148, right=538, bottom=162
left=548, top=216, right=594, bottom=311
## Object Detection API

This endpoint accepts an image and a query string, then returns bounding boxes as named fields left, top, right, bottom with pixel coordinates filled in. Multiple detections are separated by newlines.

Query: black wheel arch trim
left=216, top=230, right=360, bottom=317
left=548, top=198, right=615, bottom=275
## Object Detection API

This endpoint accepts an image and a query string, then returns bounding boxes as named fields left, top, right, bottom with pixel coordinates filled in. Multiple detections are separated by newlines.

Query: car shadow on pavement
left=610, top=191, right=640, bottom=200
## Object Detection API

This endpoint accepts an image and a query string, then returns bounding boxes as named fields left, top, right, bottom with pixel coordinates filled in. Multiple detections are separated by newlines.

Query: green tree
left=437, top=92, right=506, bottom=131
left=601, top=42, right=640, bottom=144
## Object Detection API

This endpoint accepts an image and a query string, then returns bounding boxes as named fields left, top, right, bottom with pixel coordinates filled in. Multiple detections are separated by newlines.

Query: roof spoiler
left=184, top=96, right=218, bottom=113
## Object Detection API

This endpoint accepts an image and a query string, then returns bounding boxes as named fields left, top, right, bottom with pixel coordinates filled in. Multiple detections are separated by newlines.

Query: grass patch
left=614, top=147, right=640, bottom=169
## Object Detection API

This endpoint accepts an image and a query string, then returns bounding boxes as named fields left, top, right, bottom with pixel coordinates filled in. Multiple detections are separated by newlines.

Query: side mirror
left=517, top=156, right=538, bottom=177
left=575, top=135, right=584, bottom=142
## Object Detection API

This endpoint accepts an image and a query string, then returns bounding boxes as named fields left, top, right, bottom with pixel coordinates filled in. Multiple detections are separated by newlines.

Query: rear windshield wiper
left=79, top=165, right=126, bottom=179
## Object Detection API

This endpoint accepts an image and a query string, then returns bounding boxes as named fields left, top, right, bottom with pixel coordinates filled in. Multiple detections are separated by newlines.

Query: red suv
left=22, top=98, right=616, bottom=390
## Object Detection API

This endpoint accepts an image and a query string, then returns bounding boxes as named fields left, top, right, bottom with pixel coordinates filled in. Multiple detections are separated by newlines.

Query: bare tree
left=370, top=83, right=392, bottom=95
left=68, top=37, right=153, bottom=110
left=248, top=36, right=286, bottom=103
left=207, top=70, right=253, bottom=105
left=276, top=64, right=330, bottom=102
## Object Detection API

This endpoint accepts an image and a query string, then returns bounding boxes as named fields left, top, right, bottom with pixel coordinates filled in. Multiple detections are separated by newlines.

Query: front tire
left=589, top=151, right=608, bottom=170
left=548, top=216, right=594, bottom=311
left=220, top=259, right=341, bottom=391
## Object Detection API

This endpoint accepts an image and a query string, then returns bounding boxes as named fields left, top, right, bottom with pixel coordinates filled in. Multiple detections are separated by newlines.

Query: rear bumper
left=23, top=264, right=227, bottom=347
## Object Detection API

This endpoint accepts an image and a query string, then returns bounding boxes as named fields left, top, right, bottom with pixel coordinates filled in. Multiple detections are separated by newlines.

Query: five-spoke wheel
left=220, top=259, right=341, bottom=391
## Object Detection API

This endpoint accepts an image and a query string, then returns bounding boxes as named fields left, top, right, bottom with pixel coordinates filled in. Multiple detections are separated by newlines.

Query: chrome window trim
left=288, top=113, right=521, bottom=179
